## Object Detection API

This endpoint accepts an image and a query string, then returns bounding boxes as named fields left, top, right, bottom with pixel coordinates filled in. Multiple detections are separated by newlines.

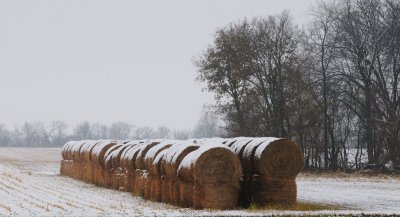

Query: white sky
left=0, top=0, right=314, bottom=130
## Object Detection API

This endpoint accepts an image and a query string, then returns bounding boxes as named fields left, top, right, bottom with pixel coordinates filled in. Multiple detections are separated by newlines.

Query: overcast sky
left=0, top=0, right=314, bottom=130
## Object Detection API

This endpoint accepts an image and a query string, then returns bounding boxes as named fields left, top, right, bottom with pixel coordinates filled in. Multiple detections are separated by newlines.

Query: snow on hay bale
left=119, top=141, right=157, bottom=195
left=143, top=140, right=176, bottom=201
left=103, top=142, right=130, bottom=189
left=62, top=140, right=89, bottom=179
left=88, top=140, right=119, bottom=186
left=160, top=142, right=200, bottom=206
left=178, top=142, right=242, bottom=209
left=118, top=141, right=142, bottom=192
left=224, top=137, right=303, bottom=207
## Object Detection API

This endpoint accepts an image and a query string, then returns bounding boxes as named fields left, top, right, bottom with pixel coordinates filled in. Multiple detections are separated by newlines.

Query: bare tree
left=193, top=106, right=221, bottom=138
left=48, top=121, right=68, bottom=146
left=0, top=125, right=11, bottom=147
left=108, top=122, right=132, bottom=140
left=156, top=126, right=171, bottom=139
left=133, top=127, right=155, bottom=140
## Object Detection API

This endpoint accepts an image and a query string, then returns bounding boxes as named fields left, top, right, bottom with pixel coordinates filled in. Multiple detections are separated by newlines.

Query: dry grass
left=299, top=171, right=400, bottom=182
left=247, top=202, right=344, bottom=211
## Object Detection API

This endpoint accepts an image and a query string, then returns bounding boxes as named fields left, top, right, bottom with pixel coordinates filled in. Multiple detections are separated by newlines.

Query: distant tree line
left=195, top=0, right=400, bottom=170
left=0, top=106, right=224, bottom=147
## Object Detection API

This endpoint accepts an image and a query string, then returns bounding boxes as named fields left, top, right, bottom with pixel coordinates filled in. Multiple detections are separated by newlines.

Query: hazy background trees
left=0, top=106, right=224, bottom=147
left=196, top=0, right=400, bottom=170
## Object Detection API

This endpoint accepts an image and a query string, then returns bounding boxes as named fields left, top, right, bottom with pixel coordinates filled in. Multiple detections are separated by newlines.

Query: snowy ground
left=0, top=148, right=399, bottom=216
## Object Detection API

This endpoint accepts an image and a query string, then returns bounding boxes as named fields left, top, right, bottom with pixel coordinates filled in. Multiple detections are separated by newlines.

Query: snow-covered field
left=0, top=148, right=399, bottom=216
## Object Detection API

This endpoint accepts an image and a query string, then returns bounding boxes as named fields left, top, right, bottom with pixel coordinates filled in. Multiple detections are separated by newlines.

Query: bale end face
left=255, top=139, right=304, bottom=177
left=180, top=147, right=243, bottom=209
left=251, top=175, right=297, bottom=207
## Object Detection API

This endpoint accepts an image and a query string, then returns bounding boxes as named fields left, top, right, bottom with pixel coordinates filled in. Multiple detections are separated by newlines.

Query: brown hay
left=80, top=141, right=102, bottom=161
left=143, top=175, right=152, bottom=199
left=192, top=184, right=204, bottom=209
left=178, top=181, right=192, bottom=208
left=169, top=178, right=180, bottom=206
left=94, top=142, right=118, bottom=166
left=251, top=175, right=297, bottom=207
left=203, top=182, right=240, bottom=210
left=125, top=170, right=135, bottom=193
left=162, top=145, right=199, bottom=179
left=145, top=144, right=172, bottom=176
left=125, top=143, right=148, bottom=172
left=111, top=145, right=131, bottom=169
left=179, top=147, right=242, bottom=186
left=134, top=169, right=146, bottom=196
left=134, top=142, right=160, bottom=170
left=178, top=147, right=242, bottom=209
left=103, top=144, right=123, bottom=171
left=119, top=143, right=139, bottom=171
left=253, top=139, right=304, bottom=177
left=161, top=177, right=170, bottom=203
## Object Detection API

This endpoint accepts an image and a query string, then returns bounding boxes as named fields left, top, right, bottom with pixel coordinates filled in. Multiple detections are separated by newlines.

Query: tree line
left=195, top=0, right=400, bottom=170
left=0, top=106, right=223, bottom=147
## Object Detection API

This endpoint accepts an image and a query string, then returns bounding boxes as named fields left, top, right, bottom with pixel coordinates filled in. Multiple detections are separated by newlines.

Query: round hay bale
left=253, top=138, right=304, bottom=177
left=88, top=140, right=119, bottom=186
left=103, top=143, right=133, bottom=190
left=134, top=141, right=161, bottom=170
left=178, top=144, right=242, bottom=185
left=178, top=143, right=242, bottom=209
left=103, top=143, right=124, bottom=171
left=170, top=178, right=181, bottom=206
left=178, top=180, right=192, bottom=208
left=144, top=140, right=176, bottom=175
left=119, top=142, right=141, bottom=170
left=134, top=169, right=149, bottom=196
left=110, top=143, right=132, bottom=169
left=161, top=177, right=170, bottom=203
left=251, top=175, right=297, bottom=207
left=162, top=143, right=200, bottom=178
left=79, top=140, right=101, bottom=161
left=90, top=140, right=118, bottom=165
left=127, top=144, right=148, bottom=170
left=61, top=141, right=75, bottom=160
left=118, top=142, right=141, bottom=191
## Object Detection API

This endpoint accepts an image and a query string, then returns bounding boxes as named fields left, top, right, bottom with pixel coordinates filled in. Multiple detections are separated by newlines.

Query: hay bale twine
left=178, top=143, right=242, bottom=209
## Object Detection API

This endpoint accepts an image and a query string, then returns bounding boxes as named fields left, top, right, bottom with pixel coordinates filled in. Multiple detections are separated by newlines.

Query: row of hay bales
left=60, top=137, right=303, bottom=209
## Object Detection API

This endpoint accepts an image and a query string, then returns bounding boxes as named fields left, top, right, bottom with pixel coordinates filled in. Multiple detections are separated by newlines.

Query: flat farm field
left=0, top=148, right=399, bottom=216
